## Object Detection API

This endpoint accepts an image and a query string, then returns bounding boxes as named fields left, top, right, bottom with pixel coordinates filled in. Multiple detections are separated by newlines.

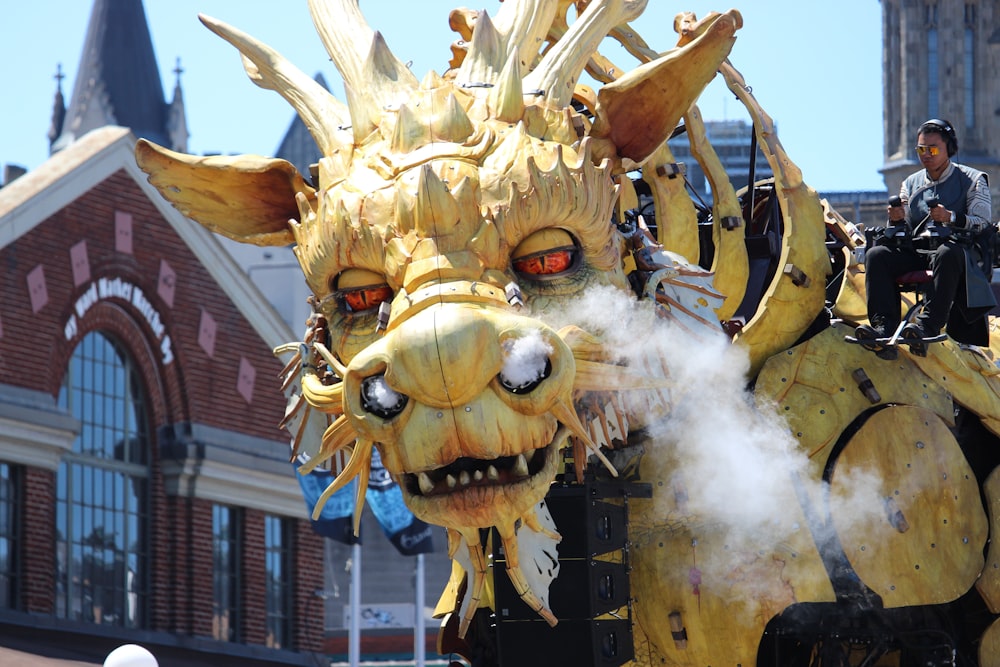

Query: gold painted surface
left=978, top=467, right=1000, bottom=612
left=909, top=341, right=1000, bottom=431
left=684, top=103, right=748, bottom=321
left=830, top=249, right=869, bottom=324
left=630, top=520, right=833, bottom=667
left=830, top=406, right=986, bottom=607
left=755, top=324, right=954, bottom=463
left=642, top=142, right=700, bottom=264
left=982, top=618, right=1000, bottom=667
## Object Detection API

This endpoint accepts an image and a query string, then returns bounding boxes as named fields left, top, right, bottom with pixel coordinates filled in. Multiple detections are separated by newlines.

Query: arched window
left=56, top=331, right=151, bottom=628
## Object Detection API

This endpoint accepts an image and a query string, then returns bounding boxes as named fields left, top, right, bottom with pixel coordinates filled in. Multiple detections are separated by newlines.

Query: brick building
left=0, top=127, right=326, bottom=665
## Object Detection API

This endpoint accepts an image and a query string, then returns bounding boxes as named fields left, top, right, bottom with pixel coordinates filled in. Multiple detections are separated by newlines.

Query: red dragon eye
left=512, top=248, right=575, bottom=276
left=511, top=228, right=579, bottom=279
left=341, top=284, right=393, bottom=312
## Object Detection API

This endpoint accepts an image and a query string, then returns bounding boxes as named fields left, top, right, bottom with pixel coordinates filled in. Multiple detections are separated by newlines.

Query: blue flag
left=366, top=449, right=435, bottom=556
left=294, top=462, right=359, bottom=545
left=294, top=452, right=434, bottom=555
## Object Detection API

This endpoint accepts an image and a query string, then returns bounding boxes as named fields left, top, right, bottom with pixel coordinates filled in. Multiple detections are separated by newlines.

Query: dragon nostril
left=361, top=374, right=408, bottom=419
left=498, top=333, right=554, bottom=395
left=499, top=358, right=552, bottom=394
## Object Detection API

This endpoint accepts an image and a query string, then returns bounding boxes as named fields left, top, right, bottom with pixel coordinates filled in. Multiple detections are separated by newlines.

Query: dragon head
left=136, top=0, right=741, bottom=630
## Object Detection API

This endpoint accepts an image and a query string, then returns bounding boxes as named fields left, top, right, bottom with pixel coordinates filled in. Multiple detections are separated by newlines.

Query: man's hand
left=929, top=203, right=952, bottom=225
left=887, top=202, right=906, bottom=222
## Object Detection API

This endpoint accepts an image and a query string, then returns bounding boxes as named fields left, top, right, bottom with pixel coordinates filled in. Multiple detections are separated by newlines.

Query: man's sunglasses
left=915, top=145, right=941, bottom=157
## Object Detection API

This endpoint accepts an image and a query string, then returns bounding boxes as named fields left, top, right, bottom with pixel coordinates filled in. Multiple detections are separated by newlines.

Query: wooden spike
left=438, top=94, right=475, bottom=143
left=289, top=403, right=312, bottom=460
left=420, top=69, right=446, bottom=90
left=412, top=164, right=461, bottom=236
left=457, top=10, right=503, bottom=86
left=572, top=358, right=671, bottom=392
left=549, top=399, right=617, bottom=477
left=489, top=51, right=524, bottom=123
left=279, top=393, right=307, bottom=431
left=365, top=31, right=419, bottom=112
left=390, top=102, right=429, bottom=155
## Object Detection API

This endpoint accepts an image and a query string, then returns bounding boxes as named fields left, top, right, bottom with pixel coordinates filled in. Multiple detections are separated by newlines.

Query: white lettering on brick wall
left=63, top=276, right=174, bottom=366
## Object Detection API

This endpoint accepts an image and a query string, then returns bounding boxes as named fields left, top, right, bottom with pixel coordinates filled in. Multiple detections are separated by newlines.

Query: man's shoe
left=900, top=322, right=935, bottom=357
left=854, top=323, right=886, bottom=350
left=900, top=321, right=938, bottom=340
left=855, top=322, right=898, bottom=359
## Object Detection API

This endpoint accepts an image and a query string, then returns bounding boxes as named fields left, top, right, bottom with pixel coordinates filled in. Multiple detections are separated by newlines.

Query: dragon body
left=136, top=2, right=1000, bottom=665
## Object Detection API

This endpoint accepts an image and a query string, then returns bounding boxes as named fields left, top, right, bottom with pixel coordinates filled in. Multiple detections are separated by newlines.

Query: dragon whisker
left=310, top=438, right=374, bottom=521
left=297, top=415, right=357, bottom=474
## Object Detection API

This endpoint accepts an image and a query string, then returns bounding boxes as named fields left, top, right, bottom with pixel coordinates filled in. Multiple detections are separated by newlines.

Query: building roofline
left=0, top=127, right=295, bottom=352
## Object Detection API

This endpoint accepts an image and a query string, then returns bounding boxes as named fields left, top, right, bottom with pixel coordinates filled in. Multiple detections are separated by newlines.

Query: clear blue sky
left=0, top=1, right=886, bottom=192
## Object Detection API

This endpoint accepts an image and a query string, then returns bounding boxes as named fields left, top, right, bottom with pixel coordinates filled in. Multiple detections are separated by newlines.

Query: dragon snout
left=342, top=305, right=575, bottom=439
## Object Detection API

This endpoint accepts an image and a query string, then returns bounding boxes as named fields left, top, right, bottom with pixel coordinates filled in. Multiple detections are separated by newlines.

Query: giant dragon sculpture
left=135, top=1, right=1000, bottom=665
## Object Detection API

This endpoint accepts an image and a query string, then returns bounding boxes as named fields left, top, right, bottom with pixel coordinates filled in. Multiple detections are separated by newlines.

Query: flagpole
left=350, top=541, right=361, bottom=667
left=415, top=553, right=425, bottom=667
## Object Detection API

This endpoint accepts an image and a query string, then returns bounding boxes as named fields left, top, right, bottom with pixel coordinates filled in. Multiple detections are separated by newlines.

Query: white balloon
left=103, top=644, right=159, bottom=667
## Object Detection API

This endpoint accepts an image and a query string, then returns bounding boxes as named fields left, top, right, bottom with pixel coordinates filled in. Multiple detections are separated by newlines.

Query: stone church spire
left=166, top=58, right=189, bottom=154
left=47, top=65, right=67, bottom=151
left=51, top=0, right=187, bottom=154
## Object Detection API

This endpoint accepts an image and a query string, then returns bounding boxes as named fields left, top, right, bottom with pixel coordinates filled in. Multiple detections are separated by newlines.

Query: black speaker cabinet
left=494, top=558, right=629, bottom=621
left=495, top=618, right=634, bottom=667
left=544, top=486, right=627, bottom=558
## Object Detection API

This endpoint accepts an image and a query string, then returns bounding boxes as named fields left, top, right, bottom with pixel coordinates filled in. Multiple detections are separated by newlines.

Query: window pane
left=213, top=505, right=241, bottom=642
left=264, top=516, right=292, bottom=649
left=56, top=332, right=151, bottom=629
left=0, top=464, right=18, bottom=609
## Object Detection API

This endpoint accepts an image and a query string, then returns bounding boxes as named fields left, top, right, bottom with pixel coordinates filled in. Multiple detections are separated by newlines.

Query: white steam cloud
left=535, top=284, right=886, bottom=576
left=501, top=330, right=553, bottom=388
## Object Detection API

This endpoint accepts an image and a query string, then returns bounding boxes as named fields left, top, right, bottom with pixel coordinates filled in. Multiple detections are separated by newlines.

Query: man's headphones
left=919, top=118, right=958, bottom=157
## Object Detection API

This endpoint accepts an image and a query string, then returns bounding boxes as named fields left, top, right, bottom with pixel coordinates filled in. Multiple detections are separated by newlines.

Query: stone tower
left=881, top=0, right=1000, bottom=204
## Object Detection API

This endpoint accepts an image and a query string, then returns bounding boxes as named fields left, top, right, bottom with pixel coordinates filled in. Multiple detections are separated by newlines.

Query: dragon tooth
left=459, top=471, right=471, bottom=486
left=473, top=469, right=484, bottom=482
left=417, top=472, right=434, bottom=495
left=487, top=465, right=500, bottom=481
left=446, top=474, right=457, bottom=489
left=514, top=454, right=529, bottom=478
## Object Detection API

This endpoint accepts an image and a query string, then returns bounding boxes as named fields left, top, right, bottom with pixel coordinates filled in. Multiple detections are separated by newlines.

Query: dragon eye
left=511, top=228, right=579, bottom=279
left=333, top=268, right=393, bottom=313
left=512, top=249, right=574, bottom=276
left=341, top=284, right=393, bottom=312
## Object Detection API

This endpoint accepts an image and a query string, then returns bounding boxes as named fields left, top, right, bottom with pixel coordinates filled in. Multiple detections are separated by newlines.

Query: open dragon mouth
left=403, top=446, right=551, bottom=498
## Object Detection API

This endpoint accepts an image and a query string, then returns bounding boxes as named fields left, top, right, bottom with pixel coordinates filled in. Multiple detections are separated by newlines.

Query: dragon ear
left=135, top=139, right=314, bottom=247
left=590, top=10, right=741, bottom=165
